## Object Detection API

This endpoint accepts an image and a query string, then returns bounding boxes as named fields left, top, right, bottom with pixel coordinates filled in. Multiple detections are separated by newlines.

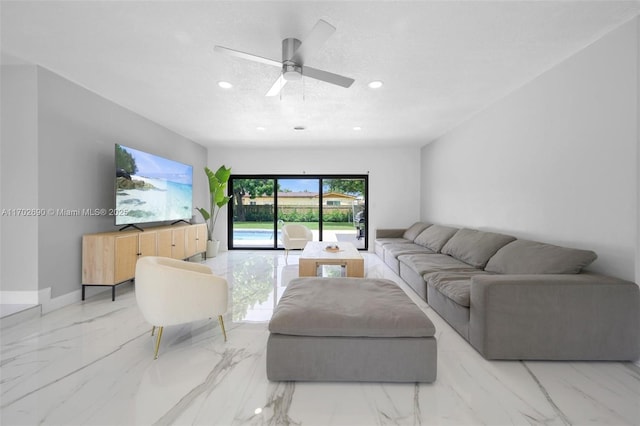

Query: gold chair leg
left=153, top=326, right=163, bottom=360
left=218, top=315, right=227, bottom=342
left=151, top=326, right=155, bottom=336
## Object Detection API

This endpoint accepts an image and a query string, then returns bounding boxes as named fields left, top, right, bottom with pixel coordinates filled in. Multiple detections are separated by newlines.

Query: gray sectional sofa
left=376, top=222, right=640, bottom=361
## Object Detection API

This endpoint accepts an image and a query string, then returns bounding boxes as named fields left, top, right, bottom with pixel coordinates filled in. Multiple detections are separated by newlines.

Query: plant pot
left=206, top=240, right=220, bottom=258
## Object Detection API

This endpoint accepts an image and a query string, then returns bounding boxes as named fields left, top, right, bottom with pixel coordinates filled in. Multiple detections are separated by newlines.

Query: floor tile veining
left=1, top=251, right=639, bottom=425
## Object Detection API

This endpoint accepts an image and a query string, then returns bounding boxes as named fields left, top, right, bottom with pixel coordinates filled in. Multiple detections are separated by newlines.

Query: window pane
left=231, top=178, right=276, bottom=248
left=322, top=178, right=366, bottom=249
left=276, top=178, right=319, bottom=247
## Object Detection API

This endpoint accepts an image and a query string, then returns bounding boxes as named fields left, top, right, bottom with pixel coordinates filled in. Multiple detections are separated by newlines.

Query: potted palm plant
left=196, top=165, right=232, bottom=257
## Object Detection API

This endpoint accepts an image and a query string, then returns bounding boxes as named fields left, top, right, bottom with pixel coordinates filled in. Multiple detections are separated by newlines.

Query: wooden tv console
left=82, top=223, right=207, bottom=301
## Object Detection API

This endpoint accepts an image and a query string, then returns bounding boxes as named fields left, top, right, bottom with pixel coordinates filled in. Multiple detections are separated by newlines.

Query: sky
left=279, top=178, right=321, bottom=193
left=120, top=145, right=193, bottom=185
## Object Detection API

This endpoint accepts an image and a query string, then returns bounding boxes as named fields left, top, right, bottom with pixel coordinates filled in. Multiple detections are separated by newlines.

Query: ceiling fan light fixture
left=368, top=80, right=383, bottom=89
left=217, top=81, right=233, bottom=89
left=283, top=64, right=302, bottom=81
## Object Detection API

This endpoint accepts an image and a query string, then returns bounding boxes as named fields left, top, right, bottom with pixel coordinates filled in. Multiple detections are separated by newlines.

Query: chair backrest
left=135, top=256, right=228, bottom=327
left=282, top=224, right=312, bottom=239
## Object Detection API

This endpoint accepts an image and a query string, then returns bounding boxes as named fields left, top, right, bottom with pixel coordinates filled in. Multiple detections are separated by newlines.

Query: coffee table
left=298, top=241, right=364, bottom=278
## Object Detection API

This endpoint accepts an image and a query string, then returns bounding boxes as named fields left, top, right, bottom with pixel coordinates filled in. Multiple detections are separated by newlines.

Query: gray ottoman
left=267, top=277, right=437, bottom=382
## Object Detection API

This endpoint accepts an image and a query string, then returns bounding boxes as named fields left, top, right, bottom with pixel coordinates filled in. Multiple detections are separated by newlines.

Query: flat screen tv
left=115, top=144, right=193, bottom=227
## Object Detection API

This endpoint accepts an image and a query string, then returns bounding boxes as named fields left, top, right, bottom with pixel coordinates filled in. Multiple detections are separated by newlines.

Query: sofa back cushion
left=402, top=222, right=431, bottom=241
left=414, top=224, right=458, bottom=252
left=441, top=228, right=516, bottom=268
left=485, top=239, right=597, bottom=274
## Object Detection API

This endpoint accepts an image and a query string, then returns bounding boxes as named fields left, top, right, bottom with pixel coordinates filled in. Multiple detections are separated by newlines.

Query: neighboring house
left=249, top=191, right=359, bottom=207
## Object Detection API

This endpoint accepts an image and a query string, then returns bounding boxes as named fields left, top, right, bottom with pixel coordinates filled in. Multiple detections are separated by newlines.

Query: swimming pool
left=233, top=229, right=281, bottom=241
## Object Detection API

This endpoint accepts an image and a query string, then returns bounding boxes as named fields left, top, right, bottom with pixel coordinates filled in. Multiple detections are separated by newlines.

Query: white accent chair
left=281, top=224, right=313, bottom=263
left=135, top=256, right=228, bottom=359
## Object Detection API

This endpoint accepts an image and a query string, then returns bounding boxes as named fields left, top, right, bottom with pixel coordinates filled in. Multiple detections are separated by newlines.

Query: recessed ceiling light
left=368, top=80, right=383, bottom=89
left=217, top=81, right=233, bottom=89
left=256, top=126, right=266, bottom=131
left=353, top=126, right=362, bottom=131
left=293, top=126, right=306, bottom=131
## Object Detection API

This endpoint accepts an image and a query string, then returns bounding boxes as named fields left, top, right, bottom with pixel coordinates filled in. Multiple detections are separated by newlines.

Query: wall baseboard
left=1, top=282, right=129, bottom=315
left=0, top=289, right=42, bottom=305
left=40, top=288, right=82, bottom=314
left=1, top=287, right=83, bottom=314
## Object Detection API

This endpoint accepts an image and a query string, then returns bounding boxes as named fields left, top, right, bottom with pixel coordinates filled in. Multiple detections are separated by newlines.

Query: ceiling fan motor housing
left=282, top=38, right=302, bottom=80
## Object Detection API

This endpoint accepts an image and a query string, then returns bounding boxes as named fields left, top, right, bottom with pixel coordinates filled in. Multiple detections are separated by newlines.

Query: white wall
left=420, top=18, right=638, bottom=281
left=1, top=63, right=208, bottom=308
left=210, top=146, right=422, bottom=251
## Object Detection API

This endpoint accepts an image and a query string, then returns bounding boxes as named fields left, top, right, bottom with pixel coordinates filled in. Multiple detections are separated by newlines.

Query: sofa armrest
left=375, top=228, right=406, bottom=238
left=469, top=274, right=640, bottom=360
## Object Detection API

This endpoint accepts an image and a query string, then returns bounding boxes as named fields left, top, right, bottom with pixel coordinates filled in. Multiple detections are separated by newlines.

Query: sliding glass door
left=276, top=178, right=320, bottom=247
left=322, top=178, right=366, bottom=247
left=228, top=175, right=367, bottom=250
left=230, top=178, right=277, bottom=248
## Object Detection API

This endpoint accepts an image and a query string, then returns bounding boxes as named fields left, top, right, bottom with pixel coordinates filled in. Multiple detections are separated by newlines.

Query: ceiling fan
left=214, top=19, right=355, bottom=97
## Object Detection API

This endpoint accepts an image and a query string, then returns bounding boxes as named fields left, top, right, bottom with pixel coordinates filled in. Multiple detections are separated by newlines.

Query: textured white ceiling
left=2, top=1, right=639, bottom=148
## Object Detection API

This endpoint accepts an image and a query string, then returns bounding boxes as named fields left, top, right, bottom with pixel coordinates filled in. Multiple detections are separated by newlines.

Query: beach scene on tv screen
left=115, top=144, right=193, bottom=225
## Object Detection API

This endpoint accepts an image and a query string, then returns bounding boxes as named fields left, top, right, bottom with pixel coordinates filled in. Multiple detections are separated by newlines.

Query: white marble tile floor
left=1, top=251, right=639, bottom=425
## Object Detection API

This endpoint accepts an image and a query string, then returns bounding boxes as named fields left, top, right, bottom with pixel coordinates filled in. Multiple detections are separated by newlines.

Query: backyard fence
left=235, top=204, right=356, bottom=223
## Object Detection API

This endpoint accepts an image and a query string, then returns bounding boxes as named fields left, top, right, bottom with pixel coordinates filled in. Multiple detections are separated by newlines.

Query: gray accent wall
left=637, top=16, right=640, bottom=285
left=1, top=65, right=39, bottom=295
left=1, top=63, right=208, bottom=301
left=420, top=18, right=639, bottom=282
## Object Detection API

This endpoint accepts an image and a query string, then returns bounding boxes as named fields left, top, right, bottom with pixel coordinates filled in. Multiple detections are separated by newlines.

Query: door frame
left=228, top=174, right=368, bottom=250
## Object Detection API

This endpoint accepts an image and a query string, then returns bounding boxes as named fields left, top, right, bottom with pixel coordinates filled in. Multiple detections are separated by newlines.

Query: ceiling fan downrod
left=282, top=38, right=302, bottom=81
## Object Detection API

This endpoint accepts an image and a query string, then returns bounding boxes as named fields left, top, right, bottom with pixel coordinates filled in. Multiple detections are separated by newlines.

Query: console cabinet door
left=185, top=225, right=198, bottom=258
left=171, top=227, right=186, bottom=259
left=114, top=234, right=139, bottom=283
left=195, top=223, right=207, bottom=253
left=156, top=229, right=173, bottom=258
left=138, top=232, right=157, bottom=258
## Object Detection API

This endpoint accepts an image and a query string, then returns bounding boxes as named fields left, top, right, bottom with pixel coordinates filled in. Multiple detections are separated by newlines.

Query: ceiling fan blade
left=214, top=45, right=281, bottom=68
left=265, top=74, right=288, bottom=97
left=290, top=19, right=336, bottom=64
left=303, top=66, right=354, bottom=88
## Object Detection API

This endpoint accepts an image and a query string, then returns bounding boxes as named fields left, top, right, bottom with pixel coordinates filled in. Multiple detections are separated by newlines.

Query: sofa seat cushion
left=485, top=239, right=598, bottom=274
left=375, top=237, right=411, bottom=247
left=384, top=243, right=435, bottom=258
left=427, top=270, right=491, bottom=307
left=413, top=225, right=458, bottom=252
left=375, top=238, right=410, bottom=258
left=399, top=253, right=478, bottom=276
left=269, top=277, right=435, bottom=338
left=441, top=228, right=516, bottom=268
